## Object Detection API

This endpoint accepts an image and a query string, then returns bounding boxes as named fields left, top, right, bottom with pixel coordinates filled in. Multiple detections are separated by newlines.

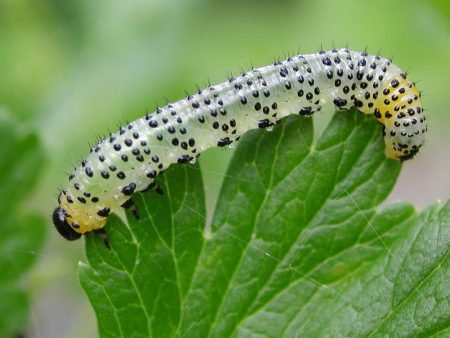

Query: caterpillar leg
left=121, top=199, right=140, bottom=220
left=142, top=181, right=164, bottom=195
left=93, top=228, right=110, bottom=249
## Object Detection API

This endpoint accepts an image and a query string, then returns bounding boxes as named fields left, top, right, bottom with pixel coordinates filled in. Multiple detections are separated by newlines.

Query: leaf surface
left=79, top=109, right=450, bottom=337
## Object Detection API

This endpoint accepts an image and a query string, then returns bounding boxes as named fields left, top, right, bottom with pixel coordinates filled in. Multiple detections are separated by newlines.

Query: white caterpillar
left=53, top=48, right=426, bottom=240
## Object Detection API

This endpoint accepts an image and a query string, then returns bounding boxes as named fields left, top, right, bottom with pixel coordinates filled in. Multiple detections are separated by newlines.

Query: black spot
left=122, top=183, right=136, bottom=196
left=354, top=99, right=364, bottom=108
left=146, top=170, right=157, bottom=178
left=117, top=171, right=126, bottom=179
left=97, top=207, right=111, bottom=218
left=101, top=170, right=109, bottom=179
left=333, top=97, right=347, bottom=108
left=85, top=167, right=93, bottom=177
left=322, top=57, right=332, bottom=66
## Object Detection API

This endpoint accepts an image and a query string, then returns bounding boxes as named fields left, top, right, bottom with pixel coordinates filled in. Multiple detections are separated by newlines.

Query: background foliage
left=0, top=0, right=449, bottom=337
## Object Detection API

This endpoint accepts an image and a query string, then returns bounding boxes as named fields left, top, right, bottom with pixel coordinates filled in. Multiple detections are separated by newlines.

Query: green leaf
left=0, top=113, right=47, bottom=337
left=79, top=109, right=450, bottom=337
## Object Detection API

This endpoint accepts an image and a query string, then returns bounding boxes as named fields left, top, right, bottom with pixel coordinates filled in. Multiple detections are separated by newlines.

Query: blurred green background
left=0, top=0, right=449, bottom=337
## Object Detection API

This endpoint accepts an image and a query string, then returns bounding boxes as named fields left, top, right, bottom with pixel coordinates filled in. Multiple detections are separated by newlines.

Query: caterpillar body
left=53, top=48, right=426, bottom=241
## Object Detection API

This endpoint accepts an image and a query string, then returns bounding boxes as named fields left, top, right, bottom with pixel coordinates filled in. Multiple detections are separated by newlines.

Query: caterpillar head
left=53, top=191, right=107, bottom=240
left=376, top=76, right=426, bottom=161
left=52, top=207, right=82, bottom=241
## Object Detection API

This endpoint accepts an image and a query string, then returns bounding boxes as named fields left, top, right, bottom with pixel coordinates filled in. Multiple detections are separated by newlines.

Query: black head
left=52, top=207, right=82, bottom=241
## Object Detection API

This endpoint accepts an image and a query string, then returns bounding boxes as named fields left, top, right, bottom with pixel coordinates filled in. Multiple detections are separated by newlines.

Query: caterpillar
left=53, top=48, right=426, bottom=241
